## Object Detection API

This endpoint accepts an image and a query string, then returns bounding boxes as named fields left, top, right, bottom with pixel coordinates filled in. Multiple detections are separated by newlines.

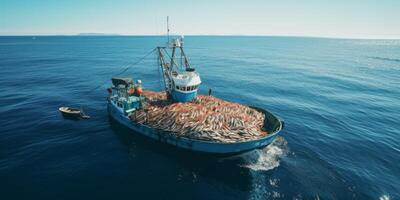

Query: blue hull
left=108, top=102, right=283, bottom=155
left=171, top=90, right=197, bottom=102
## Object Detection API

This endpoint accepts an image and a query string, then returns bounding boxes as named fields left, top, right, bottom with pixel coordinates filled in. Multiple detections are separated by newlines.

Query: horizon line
left=0, top=33, right=399, bottom=40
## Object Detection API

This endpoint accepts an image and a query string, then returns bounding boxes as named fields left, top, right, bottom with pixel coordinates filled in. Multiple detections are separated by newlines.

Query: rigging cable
left=85, top=48, right=156, bottom=95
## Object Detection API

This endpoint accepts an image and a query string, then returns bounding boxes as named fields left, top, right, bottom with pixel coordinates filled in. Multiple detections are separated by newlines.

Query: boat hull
left=107, top=102, right=283, bottom=155
left=59, top=107, right=82, bottom=120
left=171, top=89, right=198, bottom=102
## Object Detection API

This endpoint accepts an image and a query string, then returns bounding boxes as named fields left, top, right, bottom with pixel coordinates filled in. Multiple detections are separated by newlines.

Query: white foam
left=379, top=195, right=390, bottom=200
left=269, top=178, right=279, bottom=187
left=236, top=137, right=288, bottom=200
left=241, top=136, right=288, bottom=171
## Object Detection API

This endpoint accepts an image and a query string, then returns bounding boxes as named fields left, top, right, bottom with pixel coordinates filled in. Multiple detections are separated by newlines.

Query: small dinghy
left=59, top=107, right=90, bottom=119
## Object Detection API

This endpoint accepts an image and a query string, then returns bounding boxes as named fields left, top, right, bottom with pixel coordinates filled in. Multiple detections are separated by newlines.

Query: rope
left=61, top=48, right=156, bottom=119
left=161, top=48, right=182, bottom=71
left=85, top=48, right=156, bottom=95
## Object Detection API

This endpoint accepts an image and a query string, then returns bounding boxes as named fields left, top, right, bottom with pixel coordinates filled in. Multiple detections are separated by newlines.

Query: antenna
left=167, top=16, right=170, bottom=44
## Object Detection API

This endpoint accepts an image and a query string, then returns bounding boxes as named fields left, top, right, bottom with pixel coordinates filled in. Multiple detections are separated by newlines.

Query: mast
left=167, top=16, right=177, bottom=70
left=157, top=47, right=172, bottom=97
left=170, top=45, right=176, bottom=70
left=180, top=46, right=191, bottom=69
left=167, top=16, right=170, bottom=45
left=157, top=17, right=198, bottom=102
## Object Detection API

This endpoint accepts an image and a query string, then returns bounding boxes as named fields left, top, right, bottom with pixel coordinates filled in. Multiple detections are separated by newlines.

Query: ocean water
left=0, top=36, right=399, bottom=200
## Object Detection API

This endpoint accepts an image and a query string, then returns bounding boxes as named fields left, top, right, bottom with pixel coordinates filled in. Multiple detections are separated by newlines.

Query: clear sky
left=1, top=0, right=399, bottom=38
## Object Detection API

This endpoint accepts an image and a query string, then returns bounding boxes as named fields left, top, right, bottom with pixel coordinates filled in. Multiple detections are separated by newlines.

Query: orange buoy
left=128, top=88, right=135, bottom=95
left=135, top=87, right=143, bottom=95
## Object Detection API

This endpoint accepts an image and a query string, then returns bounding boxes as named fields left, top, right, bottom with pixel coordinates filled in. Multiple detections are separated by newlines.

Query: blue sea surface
left=0, top=36, right=399, bottom=200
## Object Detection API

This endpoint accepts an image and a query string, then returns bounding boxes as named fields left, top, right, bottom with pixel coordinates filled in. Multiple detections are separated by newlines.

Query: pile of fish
left=129, top=90, right=268, bottom=143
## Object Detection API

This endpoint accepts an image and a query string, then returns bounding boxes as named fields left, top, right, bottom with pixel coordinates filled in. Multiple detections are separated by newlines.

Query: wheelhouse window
left=175, top=85, right=200, bottom=91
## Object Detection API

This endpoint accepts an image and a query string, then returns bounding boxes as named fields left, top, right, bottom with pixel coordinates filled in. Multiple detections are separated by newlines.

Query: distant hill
left=78, top=33, right=120, bottom=36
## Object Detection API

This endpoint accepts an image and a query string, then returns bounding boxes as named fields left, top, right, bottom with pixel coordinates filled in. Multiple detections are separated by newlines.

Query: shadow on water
left=60, top=114, right=82, bottom=121
left=107, top=116, right=265, bottom=191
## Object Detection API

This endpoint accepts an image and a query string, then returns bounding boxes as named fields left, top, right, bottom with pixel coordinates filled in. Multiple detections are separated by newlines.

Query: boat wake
left=380, top=194, right=391, bottom=200
left=241, top=136, right=288, bottom=171
left=369, top=56, right=400, bottom=63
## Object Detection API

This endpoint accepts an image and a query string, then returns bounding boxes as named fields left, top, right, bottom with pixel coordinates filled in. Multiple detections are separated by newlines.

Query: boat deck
left=129, top=91, right=269, bottom=143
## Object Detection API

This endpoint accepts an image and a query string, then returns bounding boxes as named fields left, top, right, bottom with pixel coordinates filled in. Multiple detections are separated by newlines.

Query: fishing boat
left=107, top=23, right=284, bottom=154
left=108, top=94, right=283, bottom=154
